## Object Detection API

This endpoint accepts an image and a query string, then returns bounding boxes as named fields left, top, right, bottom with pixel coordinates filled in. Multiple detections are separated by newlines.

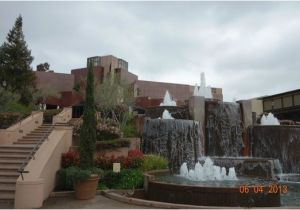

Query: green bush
left=95, top=139, right=130, bottom=150
left=142, top=155, right=168, bottom=172
left=122, top=122, right=138, bottom=138
left=5, top=101, right=32, bottom=115
left=0, top=112, right=22, bottom=129
left=55, top=168, right=74, bottom=191
left=43, top=109, right=62, bottom=123
left=101, top=169, right=144, bottom=189
left=116, top=169, right=144, bottom=189
left=55, top=167, right=104, bottom=191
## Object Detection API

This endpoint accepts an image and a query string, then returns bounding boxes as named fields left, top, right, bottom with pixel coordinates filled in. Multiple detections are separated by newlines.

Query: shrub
left=5, top=101, right=32, bottom=115
left=122, top=121, right=138, bottom=138
left=128, top=149, right=144, bottom=159
left=43, top=109, right=62, bottom=123
left=55, top=168, right=74, bottom=191
left=101, top=169, right=144, bottom=189
left=128, top=149, right=144, bottom=169
left=61, top=151, right=80, bottom=168
left=117, top=169, right=144, bottom=189
left=95, top=139, right=130, bottom=150
left=142, top=155, right=168, bottom=172
left=0, top=112, right=22, bottom=129
left=55, top=167, right=104, bottom=191
left=94, top=155, right=113, bottom=170
left=96, top=120, right=122, bottom=141
left=94, top=150, right=144, bottom=170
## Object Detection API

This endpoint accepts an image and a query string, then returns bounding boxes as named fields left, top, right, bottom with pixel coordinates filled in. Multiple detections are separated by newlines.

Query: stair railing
left=17, top=124, right=55, bottom=180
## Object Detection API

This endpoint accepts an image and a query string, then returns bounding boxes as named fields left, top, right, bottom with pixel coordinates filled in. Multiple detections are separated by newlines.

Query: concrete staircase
left=0, top=124, right=53, bottom=203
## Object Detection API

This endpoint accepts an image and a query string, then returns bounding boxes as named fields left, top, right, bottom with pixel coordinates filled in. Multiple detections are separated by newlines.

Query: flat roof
left=261, top=89, right=300, bottom=100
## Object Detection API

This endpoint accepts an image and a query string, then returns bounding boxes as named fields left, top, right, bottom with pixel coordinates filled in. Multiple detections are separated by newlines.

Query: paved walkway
left=42, top=195, right=150, bottom=209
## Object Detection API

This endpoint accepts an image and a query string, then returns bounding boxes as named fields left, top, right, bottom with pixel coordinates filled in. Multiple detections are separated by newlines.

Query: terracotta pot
left=74, top=174, right=99, bottom=200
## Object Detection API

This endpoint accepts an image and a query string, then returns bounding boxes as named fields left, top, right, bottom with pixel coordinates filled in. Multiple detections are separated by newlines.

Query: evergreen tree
left=79, top=60, right=96, bottom=169
left=0, top=15, right=35, bottom=104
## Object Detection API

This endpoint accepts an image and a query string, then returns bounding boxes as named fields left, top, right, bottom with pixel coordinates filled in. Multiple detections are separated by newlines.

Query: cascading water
left=250, top=125, right=300, bottom=173
left=142, top=119, right=204, bottom=173
left=180, top=157, right=238, bottom=181
left=206, top=101, right=244, bottom=156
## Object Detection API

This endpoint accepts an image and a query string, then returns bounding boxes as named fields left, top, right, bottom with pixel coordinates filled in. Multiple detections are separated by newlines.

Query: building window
left=118, top=59, right=128, bottom=70
left=87, top=56, right=101, bottom=67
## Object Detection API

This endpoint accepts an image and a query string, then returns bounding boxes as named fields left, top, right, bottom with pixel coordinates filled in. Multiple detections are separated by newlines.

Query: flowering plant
left=94, top=150, right=144, bottom=170
left=96, top=118, right=123, bottom=141
left=61, top=151, right=80, bottom=168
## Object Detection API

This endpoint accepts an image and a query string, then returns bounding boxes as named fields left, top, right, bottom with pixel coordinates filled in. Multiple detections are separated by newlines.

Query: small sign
left=113, top=163, right=121, bottom=173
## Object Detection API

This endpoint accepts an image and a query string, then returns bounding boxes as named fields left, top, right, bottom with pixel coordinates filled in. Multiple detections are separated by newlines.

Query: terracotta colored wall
left=71, top=66, right=104, bottom=85
left=35, top=71, right=75, bottom=93
left=136, top=80, right=223, bottom=102
left=0, top=111, right=43, bottom=145
left=14, top=126, right=72, bottom=208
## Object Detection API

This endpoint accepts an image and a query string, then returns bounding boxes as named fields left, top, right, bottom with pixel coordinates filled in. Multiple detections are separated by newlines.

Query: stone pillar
left=238, top=100, right=253, bottom=156
left=189, top=96, right=205, bottom=124
left=189, top=96, right=206, bottom=155
left=239, top=100, right=253, bottom=128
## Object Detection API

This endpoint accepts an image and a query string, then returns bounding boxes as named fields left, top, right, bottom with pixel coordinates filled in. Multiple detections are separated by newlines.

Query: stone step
left=0, top=154, right=27, bottom=160
left=0, top=171, right=20, bottom=177
left=0, top=145, right=34, bottom=150
left=33, top=130, right=52, bottom=133
left=17, top=139, right=40, bottom=142
left=37, top=125, right=52, bottom=128
left=25, top=133, right=48, bottom=137
left=0, top=160, right=24, bottom=164
left=0, top=192, right=15, bottom=200
left=0, top=150, right=31, bottom=155
left=0, top=184, right=15, bottom=192
left=0, top=178, right=17, bottom=184
left=13, top=142, right=37, bottom=145
left=0, top=164, right=22, bottom=170
left=22, top=136, right=44, bottom=139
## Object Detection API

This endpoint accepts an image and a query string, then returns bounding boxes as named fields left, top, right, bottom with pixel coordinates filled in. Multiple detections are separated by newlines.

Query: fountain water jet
left=179, top=157, right=238, bottom=181
left=260, top=113, right=280, bottom=125
left=162, top=109, right=174, bottom=119
left=160, top=90, right=176, bottom=106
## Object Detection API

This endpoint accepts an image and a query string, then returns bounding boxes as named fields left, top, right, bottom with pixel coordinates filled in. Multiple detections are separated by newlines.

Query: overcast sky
left=1, top=1, right=300, bottom=101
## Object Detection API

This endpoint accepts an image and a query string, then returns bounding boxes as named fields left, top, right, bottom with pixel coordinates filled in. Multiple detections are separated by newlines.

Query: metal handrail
left=17, top=124, right=55, bottom=180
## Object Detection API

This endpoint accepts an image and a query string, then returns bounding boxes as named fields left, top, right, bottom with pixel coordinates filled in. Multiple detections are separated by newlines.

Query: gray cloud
left=0, top=1, right=300, bottom=101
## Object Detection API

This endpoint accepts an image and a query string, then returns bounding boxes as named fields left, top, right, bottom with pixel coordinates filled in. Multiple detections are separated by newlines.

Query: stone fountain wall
left=250, top=125, right=300, bottom=173
left=205, top=101, right=244, bottom=156
left=142, top=119, right=204, bottom=173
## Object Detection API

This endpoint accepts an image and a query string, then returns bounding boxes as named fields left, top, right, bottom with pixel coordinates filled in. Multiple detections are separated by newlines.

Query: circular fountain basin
left=144, top=170, right=281, bottom=207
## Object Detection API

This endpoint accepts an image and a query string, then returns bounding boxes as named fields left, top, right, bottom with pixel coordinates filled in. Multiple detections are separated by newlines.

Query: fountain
left=139, top=74, right=300, bottom=208
left=146, top=90, right=188, bottom=119
left=179, top=157, right=238, bottom=181
left=193, top=72, right=212, bottom=99
left=162, top=109, right=174, bottom=119
left=160, top=90, right=176, bottom=106
left=205, top=101, right=244, bottom=156
left=142, top=118, right=203, bottom=173
left=260, top=112, right=280, bottom=125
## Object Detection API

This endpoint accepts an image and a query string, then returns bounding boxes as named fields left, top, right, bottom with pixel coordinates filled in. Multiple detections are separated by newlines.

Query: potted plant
left=74, top=60, right=99, bottom=200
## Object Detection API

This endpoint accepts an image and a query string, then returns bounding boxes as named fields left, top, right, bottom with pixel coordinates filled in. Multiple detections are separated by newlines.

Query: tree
left=94, top=78, right=135, bottom=130
left=79, top=61, right=96, bottom=169
left=0, top=86, right=20, bottom=112
left=36, top=62, right=50, bottom=72
left=0, top=15, right=36, bottom=105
